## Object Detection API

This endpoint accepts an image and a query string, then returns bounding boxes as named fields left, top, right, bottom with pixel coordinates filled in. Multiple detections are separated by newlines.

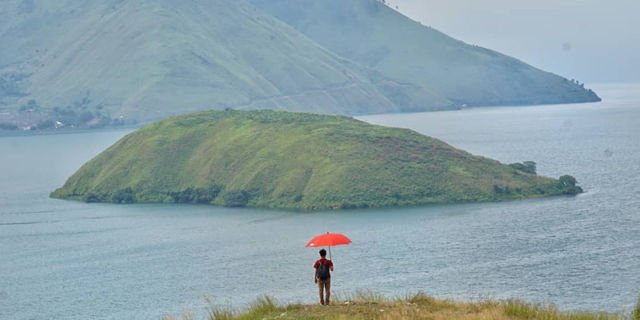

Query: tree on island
left=558, top=175, right=582, bottom=194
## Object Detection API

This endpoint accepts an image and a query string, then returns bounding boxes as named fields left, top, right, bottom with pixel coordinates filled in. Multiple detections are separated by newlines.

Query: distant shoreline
left=0, top=124, right=138, bottom=138
left=0, top=98, right=605, bottom=139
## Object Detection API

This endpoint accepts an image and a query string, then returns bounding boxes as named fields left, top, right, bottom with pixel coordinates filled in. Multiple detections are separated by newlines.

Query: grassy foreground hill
left=52, top=110, right=582, bottom=210
left=166, top=293, right=637, bottom=320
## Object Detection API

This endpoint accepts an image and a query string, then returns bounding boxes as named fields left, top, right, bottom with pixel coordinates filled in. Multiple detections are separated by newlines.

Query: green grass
left=502, top=299, right=615, bottom=320
left=632, top=296, right=640, bottom=320
left=165, top=293, right=629, bottom=320
left=52, top=109, right=582, bottom=211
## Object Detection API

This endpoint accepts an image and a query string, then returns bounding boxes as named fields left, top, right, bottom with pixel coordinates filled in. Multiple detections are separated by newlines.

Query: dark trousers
left=318, top=278, right=331, bottom=305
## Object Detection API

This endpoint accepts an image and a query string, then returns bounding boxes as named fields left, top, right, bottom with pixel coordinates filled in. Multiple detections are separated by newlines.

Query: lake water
left=1, top=83, right=639, bottom=319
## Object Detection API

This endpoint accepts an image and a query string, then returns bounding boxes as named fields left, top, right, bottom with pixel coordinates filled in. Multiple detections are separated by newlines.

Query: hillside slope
left=51, top=110, right=582, bottom=210
left=249, top=0, right=601, bottom=107
left=1, top=0, right=599, bottom=130
left=0, top=0, right=447, bottom=127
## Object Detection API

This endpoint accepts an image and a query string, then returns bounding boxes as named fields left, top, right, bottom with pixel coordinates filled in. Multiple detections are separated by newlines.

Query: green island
left=166, top=293, right=640, bottom=320
left=51, top=110, right=582, bottom=210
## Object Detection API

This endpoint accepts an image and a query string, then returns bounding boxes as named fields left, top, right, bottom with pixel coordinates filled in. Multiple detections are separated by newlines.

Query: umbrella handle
left=328, top=247, right=333, bottom=281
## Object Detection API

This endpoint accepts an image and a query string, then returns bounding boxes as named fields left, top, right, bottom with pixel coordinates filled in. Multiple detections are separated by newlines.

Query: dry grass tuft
left=632, top=296, right=640, bottom=320
left=166, top=293, right=631, bottom=320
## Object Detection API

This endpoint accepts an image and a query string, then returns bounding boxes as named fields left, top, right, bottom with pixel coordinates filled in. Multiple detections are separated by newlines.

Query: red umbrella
left=306, top=232, right=351, bottom=260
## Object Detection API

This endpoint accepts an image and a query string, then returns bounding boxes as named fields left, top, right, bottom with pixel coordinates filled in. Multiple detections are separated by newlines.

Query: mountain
left=0, top=0, right=447, bottom=129
left=248, top=0, right=601, bottom=107
left=0, top=0, right=598, bottom=130
left=51, top=110, right=582, bottom=210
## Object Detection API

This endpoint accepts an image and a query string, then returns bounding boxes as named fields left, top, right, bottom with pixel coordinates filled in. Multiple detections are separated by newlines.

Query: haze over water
left=1, top=83, right=639, bottom=319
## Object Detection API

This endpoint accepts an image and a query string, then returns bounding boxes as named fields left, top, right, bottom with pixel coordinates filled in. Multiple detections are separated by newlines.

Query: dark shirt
left=314, top=258, right=334, bottom=278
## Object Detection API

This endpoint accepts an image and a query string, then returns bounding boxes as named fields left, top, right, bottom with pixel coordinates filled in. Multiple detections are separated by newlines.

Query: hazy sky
left=387, top=0, right=640, bottom=84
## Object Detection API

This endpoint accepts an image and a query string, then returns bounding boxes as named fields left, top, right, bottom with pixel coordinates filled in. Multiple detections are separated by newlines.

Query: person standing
left=313, top=249, right=334, bottom=305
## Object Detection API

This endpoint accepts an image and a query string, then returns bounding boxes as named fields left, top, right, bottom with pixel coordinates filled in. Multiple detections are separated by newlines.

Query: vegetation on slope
left=249, top=0, right=601, bottom=107
left=164, top=293, right=630, bottom=320
left=52, top=110, right=582, bottom=210
left=0, top=0, right=446, bottom=130
left=1, top=0, right=599, bottom=132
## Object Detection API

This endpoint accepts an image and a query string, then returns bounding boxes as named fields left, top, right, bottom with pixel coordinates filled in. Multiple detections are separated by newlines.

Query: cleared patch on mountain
left=249, top=0, right=600, bottom=107
left=51, top=110, right=583, bottom=210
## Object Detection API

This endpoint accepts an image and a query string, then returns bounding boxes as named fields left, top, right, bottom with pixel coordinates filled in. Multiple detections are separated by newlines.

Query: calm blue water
left=1, top=83, right=639, bottom=319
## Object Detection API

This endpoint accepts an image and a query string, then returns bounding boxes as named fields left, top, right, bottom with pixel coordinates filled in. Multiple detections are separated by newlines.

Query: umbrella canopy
left=306, top=232, right=352, bottom=248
